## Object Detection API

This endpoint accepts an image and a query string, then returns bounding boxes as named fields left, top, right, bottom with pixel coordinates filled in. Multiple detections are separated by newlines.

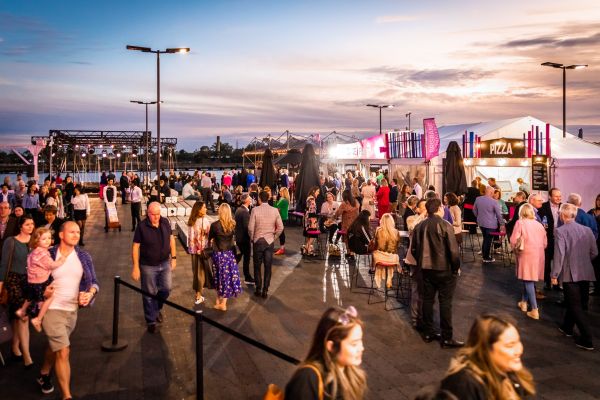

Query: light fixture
left=520, top=160, right=529, bottom=166
left=116, top=152, right=121, bottom=158
left=497, top=158, right=506, bottom=166
left=81, top=152, right=86, bottom=158
left=464, top=159, right=473, bottom=166
left=479, top=160, right=487, bottom=166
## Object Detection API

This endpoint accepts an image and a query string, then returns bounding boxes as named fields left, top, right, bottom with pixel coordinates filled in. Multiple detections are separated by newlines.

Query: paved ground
left=1, top=198, right=599, bottom=399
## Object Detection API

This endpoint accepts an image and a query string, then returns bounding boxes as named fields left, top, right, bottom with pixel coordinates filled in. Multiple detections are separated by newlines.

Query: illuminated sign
left=330, top=134, right=388, bottom=160
left=479, top=138, right=525, bottom=158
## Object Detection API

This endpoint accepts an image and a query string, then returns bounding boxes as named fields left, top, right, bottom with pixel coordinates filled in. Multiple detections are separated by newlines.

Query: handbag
left=0, top=238, right=15, bottom=305
left=263, top=364, right=323, bottom=400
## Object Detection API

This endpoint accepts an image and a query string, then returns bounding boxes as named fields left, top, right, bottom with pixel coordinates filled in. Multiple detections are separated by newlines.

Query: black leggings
left=279, top=229, right=286, bottom=246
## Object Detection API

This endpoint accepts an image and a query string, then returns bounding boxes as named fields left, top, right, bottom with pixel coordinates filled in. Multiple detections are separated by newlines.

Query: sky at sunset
left=1, top=0, right=600, bottom=150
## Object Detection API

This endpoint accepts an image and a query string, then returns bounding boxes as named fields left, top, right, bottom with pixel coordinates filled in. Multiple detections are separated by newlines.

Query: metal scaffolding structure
left=31, top=130, right=177, bottom=184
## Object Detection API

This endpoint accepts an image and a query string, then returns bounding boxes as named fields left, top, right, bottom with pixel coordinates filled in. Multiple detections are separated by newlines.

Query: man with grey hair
left=473, top=186, right=505, bottom=262
left=567, top=193, right=598, bottom=239
left=552, top=203, right=598, bottom=351
left=235, top=194, right=254, bottom=285
left=528, top=192, right=544, bottom=223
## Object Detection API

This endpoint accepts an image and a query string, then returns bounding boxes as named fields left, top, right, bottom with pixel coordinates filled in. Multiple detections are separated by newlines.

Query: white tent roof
left=436, top=116, right=600, bottom=159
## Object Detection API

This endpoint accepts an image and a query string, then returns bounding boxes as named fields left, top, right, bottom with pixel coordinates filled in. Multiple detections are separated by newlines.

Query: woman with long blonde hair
left=371, top=213, right=401, bottom=288
left=285, top=306, right=367, bottom=400
left=208, top=203, right=241, bottom=310
left=440, top=314, right=536, bottom=399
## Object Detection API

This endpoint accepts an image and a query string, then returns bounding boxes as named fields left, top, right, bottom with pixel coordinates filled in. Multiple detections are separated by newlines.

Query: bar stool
left=395, top=263, right=411, bottom=307
left=462, top=222, right=480, bottom=251
left=351, top=253, right=372, bottom=293
left=303, top=230, right=324, bottom=259
left=368, top=261, right=402, bottom=311
left=489, top=231, right=511, bottom=266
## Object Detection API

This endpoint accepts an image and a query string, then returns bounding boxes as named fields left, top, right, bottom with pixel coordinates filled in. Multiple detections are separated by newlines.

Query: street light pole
left=541, top=62, right=588, bottom=138
left=406, top=112, right=412, bottom=131
left=127, top=45, right=190, bottom=181
left=366, top=104, right=394, bottom=135
left=130, top=100, right=160, bottom=185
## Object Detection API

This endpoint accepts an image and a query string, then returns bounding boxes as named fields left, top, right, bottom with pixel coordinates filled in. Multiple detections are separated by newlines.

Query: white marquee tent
left=427, top=116, right=600, bottom=209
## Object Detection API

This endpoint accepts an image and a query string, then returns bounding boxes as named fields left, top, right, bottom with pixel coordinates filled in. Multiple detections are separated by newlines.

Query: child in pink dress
left=15, top=227, right=66, bottom=332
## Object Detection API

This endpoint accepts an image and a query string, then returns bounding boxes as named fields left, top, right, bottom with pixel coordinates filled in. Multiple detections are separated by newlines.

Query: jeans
left=562, top=281, right=593, bottom=345
left=200, top=188, right=215, bottom=211
left=422, top=269, right=457, bottom=340
left=131, top=202, right=141, bottom=229
left=140, top=260, right=172, bottom=325
left=522, top=280, right=537, bottom=309
left=253, top=239, right=274, bottom=291
left=236, top=240, right=252, bottom=281
left=409, top=264, right=423, bottom=326
left=480, top=226, right=495, bottom=260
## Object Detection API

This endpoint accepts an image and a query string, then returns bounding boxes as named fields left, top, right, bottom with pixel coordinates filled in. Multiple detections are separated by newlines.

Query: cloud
left=375, top=15, right=419, bottom=24
left=366, top=66, right=496, bottom=86
left=69, top=61, right=92, bottom=65
left=503, top=31, right=600, bottom=48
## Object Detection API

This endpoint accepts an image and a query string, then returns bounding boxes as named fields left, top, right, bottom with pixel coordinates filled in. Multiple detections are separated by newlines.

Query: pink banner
left=423, top=118, right=440, bottom=161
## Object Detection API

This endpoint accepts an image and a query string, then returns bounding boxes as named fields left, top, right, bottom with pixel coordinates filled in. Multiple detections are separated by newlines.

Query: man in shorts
left=37, top=221, right=100, bottom=399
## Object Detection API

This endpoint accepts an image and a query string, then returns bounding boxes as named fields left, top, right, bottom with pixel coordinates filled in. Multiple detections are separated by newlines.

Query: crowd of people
left=1, top=168, right=599, bottom=399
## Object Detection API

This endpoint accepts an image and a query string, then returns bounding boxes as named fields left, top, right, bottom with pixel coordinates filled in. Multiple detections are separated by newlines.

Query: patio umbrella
left=274, top=149, right=302, bottom=166
left=294, top=144, right=320, bottom=212
left=259, top=148, right=277, bottom=189
left=443, top=141, right=468, bottom=195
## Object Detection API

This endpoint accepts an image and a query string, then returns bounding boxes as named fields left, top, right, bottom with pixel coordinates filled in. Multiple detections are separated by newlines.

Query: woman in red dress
left=376, top=178, right=390, bottom=219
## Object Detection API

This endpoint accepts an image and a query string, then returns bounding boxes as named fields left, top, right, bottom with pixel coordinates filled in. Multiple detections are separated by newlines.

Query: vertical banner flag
left=423, top=118, right=440, bottom=161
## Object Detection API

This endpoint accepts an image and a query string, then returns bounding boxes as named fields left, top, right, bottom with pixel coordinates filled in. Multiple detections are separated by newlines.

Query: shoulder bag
left=263, top=363, right=324, bottom=400
left=0, top=238, right=16, bottom=305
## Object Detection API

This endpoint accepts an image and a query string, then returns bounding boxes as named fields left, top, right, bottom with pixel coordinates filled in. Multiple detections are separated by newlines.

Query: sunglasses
left=337, top=306, right=358, bottom=325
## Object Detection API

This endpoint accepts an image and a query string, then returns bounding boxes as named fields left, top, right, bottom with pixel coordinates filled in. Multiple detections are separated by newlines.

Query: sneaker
left=482, top=258, right=495, bottom=263
left=575, top=340, right=594, bottom=351
left=517, top=301, right=528, bottom=312
left=558, top=327, right=573, bottom=337
left=37, top=374, right=54, bottom=394
left=274, top=248, right=285, bottom=255
left=244, top=278, right=255, bottom=285
left=194, top=296, right=205, bottom=305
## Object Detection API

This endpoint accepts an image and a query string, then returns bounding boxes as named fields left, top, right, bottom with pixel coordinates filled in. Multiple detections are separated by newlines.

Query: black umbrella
left=274, top=149, right=302, bottom=166
left=259, top=148, right=277, bottom=189
left=294, top=144, right=320, bottom=212
left=443, top=141, right=468, bottom=195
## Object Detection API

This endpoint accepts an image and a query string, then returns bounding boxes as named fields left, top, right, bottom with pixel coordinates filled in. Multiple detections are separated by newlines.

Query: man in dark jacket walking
left=412, top=198, right=463, bottom=348
left=235, top=194, right=254, bottom=285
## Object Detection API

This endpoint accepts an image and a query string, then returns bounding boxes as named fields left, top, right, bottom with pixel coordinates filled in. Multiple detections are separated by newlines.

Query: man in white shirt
left=128, top=180, right=144, bottom=231
left=182, top=179, right=200, bottom=200
left=38, top=221, right=99, bottom=398
left=412, top=177, right=423, bottom=199
left=200, top=173, right=215, bottom=212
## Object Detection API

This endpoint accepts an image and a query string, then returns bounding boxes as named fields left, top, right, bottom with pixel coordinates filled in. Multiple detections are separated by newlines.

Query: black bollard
left=101, top=275, right=129, bottom=352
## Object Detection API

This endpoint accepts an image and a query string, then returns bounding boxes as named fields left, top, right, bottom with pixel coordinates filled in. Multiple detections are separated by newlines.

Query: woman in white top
left=361, top=181, right=376, bottom=219
left=320, top=191, right=340, bottom=244
left=71, top=185, right=90, bottom=246
left=444, top=192, right=462, bottom=245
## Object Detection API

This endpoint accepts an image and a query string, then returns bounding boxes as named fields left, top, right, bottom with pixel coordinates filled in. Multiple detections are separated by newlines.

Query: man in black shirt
left=119, top=172, right=129, bottom=205
left=131, top=202, right=176, bottom=333
left=389, top=178, right=399, bottom=212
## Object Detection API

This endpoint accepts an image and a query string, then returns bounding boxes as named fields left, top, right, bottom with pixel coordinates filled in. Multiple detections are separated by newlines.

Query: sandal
left=194, top=296, right=205, bottom=305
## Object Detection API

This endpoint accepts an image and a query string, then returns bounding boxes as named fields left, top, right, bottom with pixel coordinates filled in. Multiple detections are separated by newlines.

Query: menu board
left=531, top=155, right=549, bottom=191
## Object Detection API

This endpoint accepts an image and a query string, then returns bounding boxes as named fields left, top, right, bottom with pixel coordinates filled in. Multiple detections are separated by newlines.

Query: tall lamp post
left=405, top=112, right=412, bottom=131
left=130, top=100, right=161, bottom=184
left=366, top=104, right=394, bottom=135
left=541, top=62, right=588, bottom=138
left=126, top=45, right=190, bottom=179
